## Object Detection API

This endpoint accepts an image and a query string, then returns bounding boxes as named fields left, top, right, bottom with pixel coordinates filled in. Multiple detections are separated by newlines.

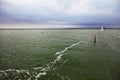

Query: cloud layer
left=0, top=0, right=120, bottom=23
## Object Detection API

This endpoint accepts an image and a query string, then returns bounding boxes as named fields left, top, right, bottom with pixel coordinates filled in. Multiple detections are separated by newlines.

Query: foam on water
left=63, top=59, right=69, bottom=64
left=34, top=41, right=87, bottom=80
left=0, top=69, right=31, bottom=80
left=0, top=40, right=87, bottom=80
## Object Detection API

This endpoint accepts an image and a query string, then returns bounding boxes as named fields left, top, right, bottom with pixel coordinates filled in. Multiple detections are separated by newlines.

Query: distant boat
left=101, top=26, right=104, bottom=31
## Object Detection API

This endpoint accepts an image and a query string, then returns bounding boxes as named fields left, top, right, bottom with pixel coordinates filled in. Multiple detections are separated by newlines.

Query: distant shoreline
left=0, top=23, right=120, bottom=30
left=0, top=28, right=120, bottom=30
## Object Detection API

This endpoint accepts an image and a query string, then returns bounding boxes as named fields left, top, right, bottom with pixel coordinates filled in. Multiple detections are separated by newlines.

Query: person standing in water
left=94, top=35, right=96, bottom=45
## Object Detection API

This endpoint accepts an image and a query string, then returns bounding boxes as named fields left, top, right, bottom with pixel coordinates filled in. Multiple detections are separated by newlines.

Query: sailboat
left=101, top=25, right=104, bottom=31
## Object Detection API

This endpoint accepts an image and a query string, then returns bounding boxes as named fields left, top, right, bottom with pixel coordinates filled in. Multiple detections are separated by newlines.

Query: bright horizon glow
left=0, top=24, right=81, bottom=29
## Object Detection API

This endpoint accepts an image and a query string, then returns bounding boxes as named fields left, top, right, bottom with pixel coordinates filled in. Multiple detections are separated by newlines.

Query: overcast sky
left=0, top=0, right=120, bottom=24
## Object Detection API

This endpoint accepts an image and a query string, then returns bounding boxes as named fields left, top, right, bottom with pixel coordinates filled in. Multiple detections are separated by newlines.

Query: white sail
left=101, top=26, right=104, bottom=31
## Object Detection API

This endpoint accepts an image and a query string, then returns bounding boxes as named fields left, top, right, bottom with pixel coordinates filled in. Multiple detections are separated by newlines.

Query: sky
left=0, top=0, right=120, bottom=24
